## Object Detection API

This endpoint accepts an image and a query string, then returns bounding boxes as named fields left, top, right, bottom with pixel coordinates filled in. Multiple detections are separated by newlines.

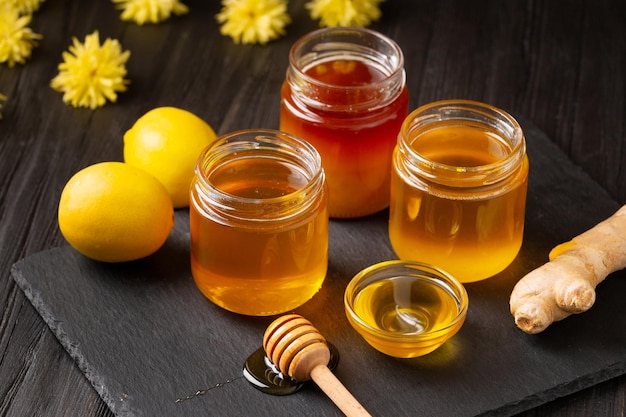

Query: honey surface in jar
left=190, top=158, right=328, bottom=316
left=390, top=125, right=528, bottom=282
left=280, top=58, right=409, bottom=218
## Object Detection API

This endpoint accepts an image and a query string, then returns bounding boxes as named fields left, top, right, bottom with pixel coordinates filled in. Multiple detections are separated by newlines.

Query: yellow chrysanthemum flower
left=10, top=0, right=46, bottom=15
left=0, top=5, right=42, bottom=67
left=306, top=0, right=384, bottom=27
left=112, top=0, right=189, bottom=25
left=216, top=0, right=291, bottom=45
left=50, top=31, right=131, bottom=110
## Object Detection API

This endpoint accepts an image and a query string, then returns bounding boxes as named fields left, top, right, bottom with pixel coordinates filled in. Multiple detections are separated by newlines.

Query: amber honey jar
left=389, top=100, right=529, bottom=283
left=190, top=129, right=328, bottom=316
left=280, top=27, right=409, bottom=218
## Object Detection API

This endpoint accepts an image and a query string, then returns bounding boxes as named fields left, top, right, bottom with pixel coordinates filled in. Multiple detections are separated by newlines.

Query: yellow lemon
left=58, top=162, right=175, bottom=263
left=123, top=106, right=217, bottom=208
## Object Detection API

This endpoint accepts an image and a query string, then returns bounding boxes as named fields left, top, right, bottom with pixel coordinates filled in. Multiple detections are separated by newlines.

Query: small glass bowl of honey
left=344, top=260, right=468, bottom=358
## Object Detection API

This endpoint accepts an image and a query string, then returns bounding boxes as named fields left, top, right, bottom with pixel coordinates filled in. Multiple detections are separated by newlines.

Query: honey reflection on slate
left=243, top=343, right=340, bottom=395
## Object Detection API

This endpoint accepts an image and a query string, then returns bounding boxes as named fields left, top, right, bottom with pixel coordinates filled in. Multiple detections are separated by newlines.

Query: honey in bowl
left=353, top=276, right=461, bottom=336
left=344, top=260, right=468, bottom=359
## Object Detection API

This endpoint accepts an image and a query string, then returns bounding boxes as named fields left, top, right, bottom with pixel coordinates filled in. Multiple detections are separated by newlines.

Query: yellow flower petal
left=10, top=0, right=46, bottom=15
left=306, top=0, right=384, bottom=27
left=216, top=0, right=291, bottom=45
left=0, top=4, right=42, bottom=67
left=50, top=31, right=131, bottom=109
left=112, top=0, right=189, bottom=25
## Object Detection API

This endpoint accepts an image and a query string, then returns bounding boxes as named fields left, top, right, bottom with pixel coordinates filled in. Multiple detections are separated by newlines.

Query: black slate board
left=11, top=119, right=626, bottom=417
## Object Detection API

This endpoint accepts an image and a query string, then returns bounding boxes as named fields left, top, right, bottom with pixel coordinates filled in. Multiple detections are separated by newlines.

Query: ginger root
left=510, top=204, right=626, bottom=334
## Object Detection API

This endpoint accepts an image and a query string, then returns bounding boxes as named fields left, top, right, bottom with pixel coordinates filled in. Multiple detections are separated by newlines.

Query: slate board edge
left=484, top=362, right=626, bottom=417
left=10, top=262, right=136, bottom=417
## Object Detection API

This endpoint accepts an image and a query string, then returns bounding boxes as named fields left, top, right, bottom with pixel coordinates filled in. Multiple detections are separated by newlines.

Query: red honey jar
left=280, top=27, right=408, bottom=218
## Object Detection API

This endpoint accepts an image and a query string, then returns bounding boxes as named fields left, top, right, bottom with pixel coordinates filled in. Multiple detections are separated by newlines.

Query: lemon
left=123, top=106, right=217, bottom=208
left=58, top=162, right=175, bottom=263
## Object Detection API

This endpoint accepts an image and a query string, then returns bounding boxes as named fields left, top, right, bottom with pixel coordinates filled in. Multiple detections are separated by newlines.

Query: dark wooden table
left=1, top=0, right=624, bottom=416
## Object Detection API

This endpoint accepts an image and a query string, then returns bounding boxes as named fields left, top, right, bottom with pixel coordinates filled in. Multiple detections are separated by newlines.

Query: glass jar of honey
left=389, top=100, right=529, bottom=283
left=190, top=129, right=328, bottom=316
left=280, top=27, right=409, bottom=218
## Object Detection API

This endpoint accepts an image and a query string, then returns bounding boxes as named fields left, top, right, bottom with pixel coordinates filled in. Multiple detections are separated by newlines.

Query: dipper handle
left=310, top=364, right=373, bottom=417
left=263, top=314, right=372, bottom=417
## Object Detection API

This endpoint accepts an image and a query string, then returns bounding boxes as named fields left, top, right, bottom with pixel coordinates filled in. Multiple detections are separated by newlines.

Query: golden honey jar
left=389, top=100, right=529, bottom=283
left=190, top=129, right=329, bottom=316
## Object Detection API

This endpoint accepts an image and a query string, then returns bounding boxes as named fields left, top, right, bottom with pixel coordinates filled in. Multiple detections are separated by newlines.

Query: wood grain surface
left=1, top=0, right=625, bottom=416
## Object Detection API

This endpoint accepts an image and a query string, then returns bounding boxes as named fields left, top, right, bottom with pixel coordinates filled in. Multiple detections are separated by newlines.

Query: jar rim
left=193, top=129, right=326, bottom=224
left=288, top=26, right=405, bottom=92
left=398, top=99, right=526, bottom=186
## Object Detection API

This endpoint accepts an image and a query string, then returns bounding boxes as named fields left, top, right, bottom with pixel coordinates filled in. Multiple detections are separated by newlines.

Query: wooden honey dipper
left=263, top=314, right=372, bottom=417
